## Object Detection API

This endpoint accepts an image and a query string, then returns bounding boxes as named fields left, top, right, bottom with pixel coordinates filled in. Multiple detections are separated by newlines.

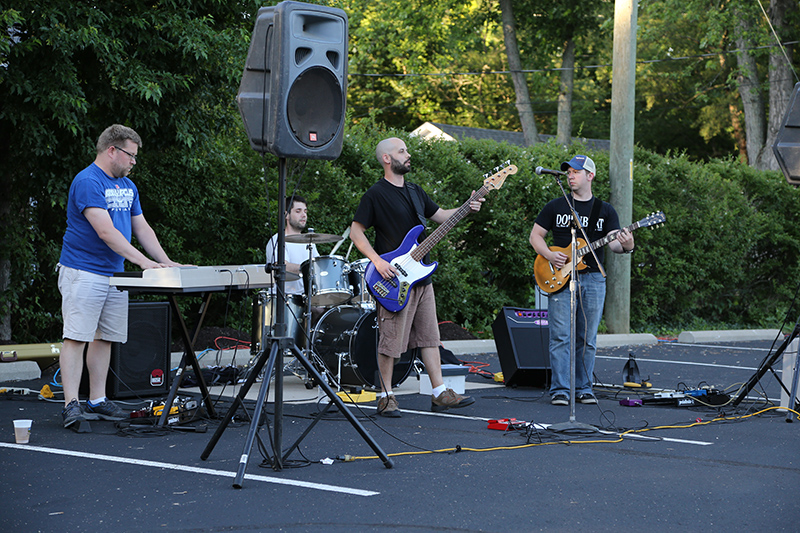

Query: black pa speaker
left=491, top=307, right=551, bottom=387
left=773, top=82, right=800, bottom=185
left=237, top=1, right=348, bottom=160
left=80, top=301, right=171, bottom=399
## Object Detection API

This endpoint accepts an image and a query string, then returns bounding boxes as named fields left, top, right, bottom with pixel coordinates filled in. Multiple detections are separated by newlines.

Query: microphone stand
left=546, top=172, right=604, bottom=434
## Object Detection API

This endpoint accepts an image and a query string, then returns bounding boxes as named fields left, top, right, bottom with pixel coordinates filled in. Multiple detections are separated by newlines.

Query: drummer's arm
left=350, top=221, right=396, bottom=280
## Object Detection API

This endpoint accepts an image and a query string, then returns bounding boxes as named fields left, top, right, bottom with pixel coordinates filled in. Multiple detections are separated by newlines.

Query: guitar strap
left=405, top=182, right=428, bottom=227
left=586, top=196, right=602, bottom=239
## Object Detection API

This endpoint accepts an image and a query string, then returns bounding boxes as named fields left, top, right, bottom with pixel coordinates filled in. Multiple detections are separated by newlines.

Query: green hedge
left=5, top=117, right=800, bottom=343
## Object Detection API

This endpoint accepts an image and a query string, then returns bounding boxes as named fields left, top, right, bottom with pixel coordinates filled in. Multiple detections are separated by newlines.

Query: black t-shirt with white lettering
left=534, top=195, right=621, bottom=272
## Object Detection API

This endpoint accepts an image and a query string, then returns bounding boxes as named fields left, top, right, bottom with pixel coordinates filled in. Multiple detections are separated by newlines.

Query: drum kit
left=250, top=231, right=416, bottom=391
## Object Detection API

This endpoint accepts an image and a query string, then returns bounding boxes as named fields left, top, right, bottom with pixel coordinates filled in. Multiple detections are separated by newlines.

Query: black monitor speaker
left=237, top=1, right=348, bottom=160
left=80, top=301, right=171, bottom=400
left=492, top=307, right=550, bottom=387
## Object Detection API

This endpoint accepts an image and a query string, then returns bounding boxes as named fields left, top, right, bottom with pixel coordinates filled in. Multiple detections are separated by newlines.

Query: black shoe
left=550, top=393, right=569, bottom=406
left=85, top=399, right=128, bottom=421
left=577, top=393, right=598, bottom=404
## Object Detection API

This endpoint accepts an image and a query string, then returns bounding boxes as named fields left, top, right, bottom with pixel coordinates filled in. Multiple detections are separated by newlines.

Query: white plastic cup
left=13, top=419, right=32, bottom=444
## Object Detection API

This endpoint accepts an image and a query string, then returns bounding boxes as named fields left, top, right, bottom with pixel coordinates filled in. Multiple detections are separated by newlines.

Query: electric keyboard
left=110, top=264, right=274, bottom=293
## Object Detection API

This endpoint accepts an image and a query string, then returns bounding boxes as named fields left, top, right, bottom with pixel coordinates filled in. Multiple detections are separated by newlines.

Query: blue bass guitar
left=364, top=163, right=516, bottom=312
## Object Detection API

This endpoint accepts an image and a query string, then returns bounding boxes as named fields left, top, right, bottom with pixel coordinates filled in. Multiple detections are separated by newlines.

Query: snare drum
left=300, top=255, right=352, bottom=307
left=347, top=258, right=374, bottom=307
left=310, top=305, right=416, bottom=389
left=251, top=291, right=305, bottom=355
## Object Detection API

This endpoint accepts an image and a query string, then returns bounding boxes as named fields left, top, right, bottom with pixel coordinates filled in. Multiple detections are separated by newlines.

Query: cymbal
left=284, top=232, right=342, bottom=244
left=285, top=272, right=300, bottom=281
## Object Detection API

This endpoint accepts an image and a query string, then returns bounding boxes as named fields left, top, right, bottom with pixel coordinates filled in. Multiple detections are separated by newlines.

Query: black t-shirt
left=353, top=178, right=439, bottom=281
left=534, top=195, right=621, bottom=272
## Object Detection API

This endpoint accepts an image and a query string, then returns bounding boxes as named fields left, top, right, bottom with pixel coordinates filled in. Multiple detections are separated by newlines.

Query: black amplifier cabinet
left=491, top=307, right=550, bottom=387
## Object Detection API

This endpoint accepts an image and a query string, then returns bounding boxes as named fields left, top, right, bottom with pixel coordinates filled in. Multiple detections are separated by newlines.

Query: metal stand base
left=549, top=420, right=598, bottom=434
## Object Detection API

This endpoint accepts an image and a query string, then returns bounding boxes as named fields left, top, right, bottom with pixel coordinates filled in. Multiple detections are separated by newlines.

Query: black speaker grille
left=111, top=302, right=171, bottom=399
left=286, top=66, right=343, bottom=147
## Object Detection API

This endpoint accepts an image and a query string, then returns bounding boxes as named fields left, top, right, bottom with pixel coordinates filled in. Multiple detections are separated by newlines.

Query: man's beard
left=288, top=217, right=306, bottom=232
left=389, top=156, right=410, bottom=175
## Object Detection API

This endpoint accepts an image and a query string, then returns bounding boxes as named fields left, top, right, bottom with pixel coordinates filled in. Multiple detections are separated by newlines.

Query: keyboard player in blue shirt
left=57, top=124, right=182, bottom=432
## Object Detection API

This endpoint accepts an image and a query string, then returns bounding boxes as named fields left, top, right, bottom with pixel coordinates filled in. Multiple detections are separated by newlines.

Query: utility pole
left=606, top=0, right=637, bottom=333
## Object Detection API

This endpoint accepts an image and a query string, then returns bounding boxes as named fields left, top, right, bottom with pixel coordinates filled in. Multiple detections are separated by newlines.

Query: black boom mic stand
left=200, top=158, right=393, bottom=487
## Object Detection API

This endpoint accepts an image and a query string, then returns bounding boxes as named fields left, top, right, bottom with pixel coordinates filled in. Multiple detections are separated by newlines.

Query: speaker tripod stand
left=732, top=317, right=800, bottom=420
left=200, top=158, right=392, bottom=487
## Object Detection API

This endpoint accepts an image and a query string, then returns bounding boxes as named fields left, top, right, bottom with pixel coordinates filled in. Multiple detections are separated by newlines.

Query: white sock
left=432, top=384, right=446, bottom=397
left=379, top=392, right=393, bottom=399
left=89, top=397, right=107, bottom=406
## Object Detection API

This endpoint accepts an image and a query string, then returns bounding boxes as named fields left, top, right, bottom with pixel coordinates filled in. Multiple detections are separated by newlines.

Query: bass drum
left=310, top=305, right=416, bottom=390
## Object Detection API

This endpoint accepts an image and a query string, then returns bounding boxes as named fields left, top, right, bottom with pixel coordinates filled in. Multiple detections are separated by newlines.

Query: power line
left=349, top=41, right=799, bottom=79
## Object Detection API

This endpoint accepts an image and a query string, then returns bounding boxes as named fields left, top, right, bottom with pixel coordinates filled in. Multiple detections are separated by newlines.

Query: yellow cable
left=342, top=406, right=800, bottom=462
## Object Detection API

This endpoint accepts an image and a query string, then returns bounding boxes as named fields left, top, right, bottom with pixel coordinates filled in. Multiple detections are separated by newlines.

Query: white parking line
left=597, top=355, right=759, bottom=372
left=0, top=442, right=379, bottom=496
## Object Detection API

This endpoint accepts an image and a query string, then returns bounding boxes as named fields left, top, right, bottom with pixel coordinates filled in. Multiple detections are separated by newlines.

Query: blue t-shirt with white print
left=60, top=162, right=143, bottom=276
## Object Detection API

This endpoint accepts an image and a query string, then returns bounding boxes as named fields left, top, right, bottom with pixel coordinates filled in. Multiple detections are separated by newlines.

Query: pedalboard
left=642, top=388, right=730, bottom=407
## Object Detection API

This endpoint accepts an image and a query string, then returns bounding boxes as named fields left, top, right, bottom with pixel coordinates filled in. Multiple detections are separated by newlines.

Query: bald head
left=375, top=137, right=411, bottom=176
left=375, top=137, right=403, bottom=163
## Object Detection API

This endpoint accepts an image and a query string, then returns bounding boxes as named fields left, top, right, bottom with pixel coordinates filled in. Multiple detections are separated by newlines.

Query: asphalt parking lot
left=2, top=335, right=800, bottom=532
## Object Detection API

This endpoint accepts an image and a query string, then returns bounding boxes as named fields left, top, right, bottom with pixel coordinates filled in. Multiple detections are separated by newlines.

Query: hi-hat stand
left=200, top=158, right=393, bottom=487
left=546, top=174, right=605, bottom=434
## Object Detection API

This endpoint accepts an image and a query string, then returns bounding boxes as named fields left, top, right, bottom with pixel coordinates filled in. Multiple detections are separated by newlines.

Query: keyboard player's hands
left=141, top=259, right=189, bottom=269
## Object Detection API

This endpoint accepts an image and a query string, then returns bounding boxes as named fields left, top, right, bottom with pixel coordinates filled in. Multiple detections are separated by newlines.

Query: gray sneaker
left=62, top=399, right=86, bottom=427
left=85, top=399, right=128, bottom=421
left=62, top=399, right=94, bottom=431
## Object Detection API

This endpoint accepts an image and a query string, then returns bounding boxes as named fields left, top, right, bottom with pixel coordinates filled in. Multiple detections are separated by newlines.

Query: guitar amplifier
left=492, top=307, right=551, bottom=387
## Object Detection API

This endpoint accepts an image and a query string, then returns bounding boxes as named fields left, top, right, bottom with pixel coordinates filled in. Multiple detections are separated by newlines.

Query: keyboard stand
left=157, top=292, right=217, bottom=428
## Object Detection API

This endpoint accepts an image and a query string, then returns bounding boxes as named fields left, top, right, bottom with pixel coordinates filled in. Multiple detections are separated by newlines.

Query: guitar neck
left=410, top=185, right=490, bottom=261
left=577, top=220, right=642, bottom=258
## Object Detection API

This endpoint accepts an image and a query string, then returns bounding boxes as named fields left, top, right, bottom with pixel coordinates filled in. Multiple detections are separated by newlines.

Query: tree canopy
left=2, top=0, right=799, bottom=343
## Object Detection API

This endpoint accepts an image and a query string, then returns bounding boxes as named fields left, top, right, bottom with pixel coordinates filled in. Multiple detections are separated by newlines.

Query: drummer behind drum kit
left=250, top=230, right=417, bottom=391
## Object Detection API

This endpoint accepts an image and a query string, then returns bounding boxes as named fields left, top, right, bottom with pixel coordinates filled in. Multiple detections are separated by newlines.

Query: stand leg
left=786, top=338, right=800, bottom=422
left=281, top=398, right=335, bottom=462
left=200, top=337, right=278, bottom=462
left=159, top=293, right=216, bottom=428
left=287, top=342, right=394, bottom=469
left=732, top=324, right=800, bottom=406
left=233, top=341, right=281, bottom=488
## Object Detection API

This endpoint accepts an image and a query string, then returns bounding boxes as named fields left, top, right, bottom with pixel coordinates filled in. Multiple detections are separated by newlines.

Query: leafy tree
left=0, top=0, right=260, bottom=342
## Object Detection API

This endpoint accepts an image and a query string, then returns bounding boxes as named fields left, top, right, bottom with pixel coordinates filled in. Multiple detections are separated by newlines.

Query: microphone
left=535, top=166, right=566, bottom=176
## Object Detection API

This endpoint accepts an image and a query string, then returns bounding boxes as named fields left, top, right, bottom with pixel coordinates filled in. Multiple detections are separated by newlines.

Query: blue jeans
left=547, top=272, right=606, bottom=396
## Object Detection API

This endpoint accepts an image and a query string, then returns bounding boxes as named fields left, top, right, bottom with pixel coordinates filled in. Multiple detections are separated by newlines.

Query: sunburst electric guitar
left=534, top=211, right=666, bottom=294
left=364, top=163, right=517, bottom=313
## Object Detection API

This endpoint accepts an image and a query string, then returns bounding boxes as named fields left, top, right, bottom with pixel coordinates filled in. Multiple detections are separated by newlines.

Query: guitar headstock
left=483, top=161, right=517, bottom=190
left=640, top=211, right=666, bottom=229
